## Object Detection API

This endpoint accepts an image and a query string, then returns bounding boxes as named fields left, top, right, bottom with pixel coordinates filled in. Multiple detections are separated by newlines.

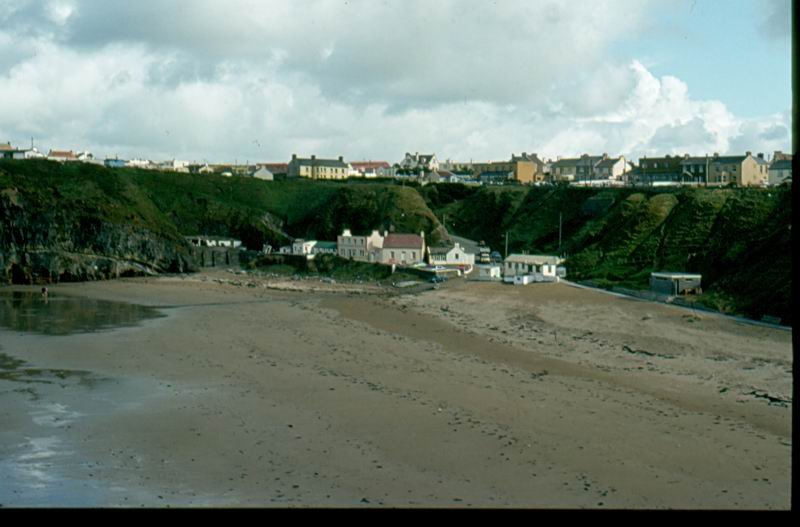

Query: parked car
left=430, top=276, right=448, bottom=284
left=490, top=251, right=503, bottom=263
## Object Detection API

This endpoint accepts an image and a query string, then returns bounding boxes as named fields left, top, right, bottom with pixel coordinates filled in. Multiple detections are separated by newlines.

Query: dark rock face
left=0, top=191, right=196, bottom=284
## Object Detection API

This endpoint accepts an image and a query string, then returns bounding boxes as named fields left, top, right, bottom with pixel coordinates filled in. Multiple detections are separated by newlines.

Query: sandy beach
left=0, top=271, right=792, bottom=508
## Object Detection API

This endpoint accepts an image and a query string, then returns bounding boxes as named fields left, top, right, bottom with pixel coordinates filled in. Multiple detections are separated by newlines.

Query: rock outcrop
left=0, top=188, right=195, bottom=284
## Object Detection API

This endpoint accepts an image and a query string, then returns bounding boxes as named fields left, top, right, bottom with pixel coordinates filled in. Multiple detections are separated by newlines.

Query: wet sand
left=0, top=271, right=792, bottom=508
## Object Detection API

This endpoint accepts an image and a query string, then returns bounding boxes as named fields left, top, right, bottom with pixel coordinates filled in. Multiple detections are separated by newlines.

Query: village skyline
left=0, top=0, right=792, bottom=165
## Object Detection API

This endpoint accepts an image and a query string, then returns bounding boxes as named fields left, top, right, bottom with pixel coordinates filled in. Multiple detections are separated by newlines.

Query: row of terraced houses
left=1, top=141, right=793, bottom=187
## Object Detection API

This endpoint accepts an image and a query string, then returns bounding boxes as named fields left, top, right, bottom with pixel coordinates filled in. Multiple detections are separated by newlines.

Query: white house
left=11, top=147, right=45, bottom=160
left=503, top=254, right=563, bottom=284
left=337, top=229, right=385, bottom=262
left=768, top=159, right=792, bottom=186
left=159, top=159, right=190, bottom=173
left=399, top=152, right=439, bottom=172
left=127, top=158, right=155, bottom=169
left=292, top=239, right=318, bottom=257
left=474, top=264, right=503, bottom=281
left=251, top=166, right=275, bottom=181
left=427, top=242, right=475, bottom=267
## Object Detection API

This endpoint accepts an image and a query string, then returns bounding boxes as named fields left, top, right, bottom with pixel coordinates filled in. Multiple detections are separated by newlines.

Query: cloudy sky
left=0, top=0, right=792, bottom=164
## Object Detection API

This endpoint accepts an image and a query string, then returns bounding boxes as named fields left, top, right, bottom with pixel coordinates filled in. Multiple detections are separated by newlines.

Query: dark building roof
left=294, top=157, right=348, bottom=168
left=711, top=155, right=747, bottom=164
left=428, top=245, right=455, bottom=255
left=770, top=159, right=793, bottom=170
left=596, top=157, right=623, bottom=169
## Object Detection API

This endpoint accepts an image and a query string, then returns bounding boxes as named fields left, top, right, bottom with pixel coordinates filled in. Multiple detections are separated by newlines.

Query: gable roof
left=712, top=155, right=747, bottom=165
left=551, top=158, right=581, bottom=168
left=259, top=163, right=288, bottom=172
left=350, top=161, right=391, bottom=171
left=384, top=234, right=424, bottom=249
left=770, top=159, right=793, bottom=170
left=596, top=157, right=623, bottom=168
left=0, top=143, right=14, bottom=151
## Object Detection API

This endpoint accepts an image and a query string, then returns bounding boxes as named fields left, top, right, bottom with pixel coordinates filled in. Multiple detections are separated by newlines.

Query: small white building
left=12, top=147, right=46, bottom=160
left=503, top=254, right=563, bottom=284
left=474, top=264, right=502, bottom=281
left=292, top=239, right=318, bottom=257
left=768, top=159, right=792, bottom=186
left=428, top=242, right=475, bottom=267
left=251, top=166, right=275, bottom=181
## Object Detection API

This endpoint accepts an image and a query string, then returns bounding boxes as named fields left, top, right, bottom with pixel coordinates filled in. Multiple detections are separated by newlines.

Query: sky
left=0, top=0, right=793, bottom=164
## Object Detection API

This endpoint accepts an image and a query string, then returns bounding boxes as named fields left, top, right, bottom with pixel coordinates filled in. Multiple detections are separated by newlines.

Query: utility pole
left=505, top=231, right=509, bottom=259
left=558, top=212, right=563, bottom=253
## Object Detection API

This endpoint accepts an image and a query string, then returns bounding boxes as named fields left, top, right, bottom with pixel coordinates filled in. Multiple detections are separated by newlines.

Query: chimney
left=757, top=153, right=764, bottom=159
left=746, top=151, right=752, bottom=157
left=311, top=155, right=316, bottom=160
left=292, top=154, right=297, bottom=160
left=338, top=156, right=343, bottom=162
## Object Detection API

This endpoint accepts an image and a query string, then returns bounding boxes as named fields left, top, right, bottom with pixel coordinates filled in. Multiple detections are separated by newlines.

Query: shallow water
left=0, top=291, right=165, bottom=336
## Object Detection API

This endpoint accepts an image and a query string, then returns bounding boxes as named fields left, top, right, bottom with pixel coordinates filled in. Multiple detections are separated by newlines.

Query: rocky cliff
left=0, top=186, right=195, bottom=284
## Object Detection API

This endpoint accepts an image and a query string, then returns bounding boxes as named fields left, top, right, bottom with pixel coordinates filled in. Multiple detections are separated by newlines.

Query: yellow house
left=288, top=154, right=350, bottom=180
left=472, top=153, right=545, bottom=184
left=708, top=152, right=769, bottom=186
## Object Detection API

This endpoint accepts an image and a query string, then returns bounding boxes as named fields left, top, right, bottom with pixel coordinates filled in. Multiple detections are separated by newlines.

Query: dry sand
left=0, top=271, right=792, bottom=508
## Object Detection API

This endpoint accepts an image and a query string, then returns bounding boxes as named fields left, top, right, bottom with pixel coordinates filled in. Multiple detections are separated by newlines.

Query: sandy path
left=0, top=272, right=791, bottom=508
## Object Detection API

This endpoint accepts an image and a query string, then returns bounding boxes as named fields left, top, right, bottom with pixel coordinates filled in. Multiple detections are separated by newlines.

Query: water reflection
left=0, top=291, right=165, bottom=336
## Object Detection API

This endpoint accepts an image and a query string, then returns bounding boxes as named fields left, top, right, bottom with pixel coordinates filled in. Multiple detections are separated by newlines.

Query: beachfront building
left=337, top=229, right=385, bottom=263
left=473, top=264, right=503, bottom=281
left=650, top=272, right=702, bottom=296
left=292, top=239, right=317, bottom=257
left=380, top=233, right=426, bottom=266
left=503, top=254, right=562, bottom=285
left=427, top=242, right=475, bottom=267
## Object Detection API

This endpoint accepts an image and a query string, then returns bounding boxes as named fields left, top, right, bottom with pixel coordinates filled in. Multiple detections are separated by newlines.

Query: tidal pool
left=0, top=290, right=165, bottom=336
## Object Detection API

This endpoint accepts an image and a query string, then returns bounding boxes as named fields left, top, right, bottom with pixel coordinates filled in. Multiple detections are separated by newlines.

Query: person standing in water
left=41, top=287, right=48, bottom=303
